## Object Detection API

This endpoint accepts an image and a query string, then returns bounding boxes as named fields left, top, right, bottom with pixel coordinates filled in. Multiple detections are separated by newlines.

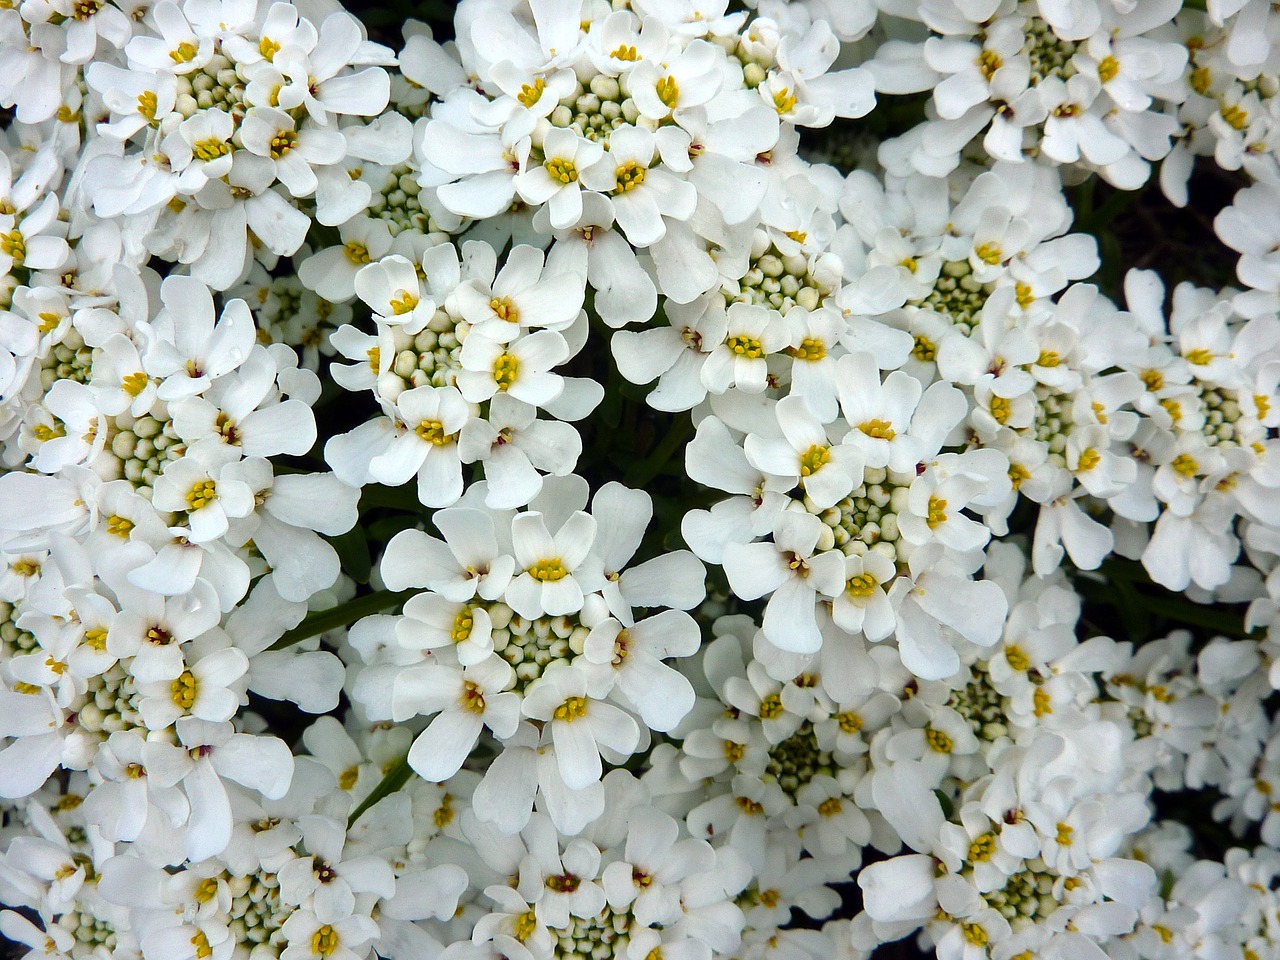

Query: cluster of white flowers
left=4, top=0, right=1280, bottom=959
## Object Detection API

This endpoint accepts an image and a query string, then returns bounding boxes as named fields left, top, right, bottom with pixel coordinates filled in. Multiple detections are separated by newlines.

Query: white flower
left=380, top=507, right=515, bottom=599
left=506, top=505, right=602, bottom=619
left=514, top=127, right=605, bottom=230
left=744, top=395, right=863, bottom=510
left=722, top=510, right=845, bottom=653
left=521, top=664, right=641, bottom=790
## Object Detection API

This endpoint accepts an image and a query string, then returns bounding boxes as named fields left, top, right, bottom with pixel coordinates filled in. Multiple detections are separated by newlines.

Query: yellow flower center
left=962, top=923, right=988, bottom=947
left=1004, top=645, right=1029, bottom=671
left=186, top=480, right=218, bottom=511
left=1033, top=687, right=1052, bottom=717
left=1076, top=447, right=1101, bottom=472
left=191, top=931, right=212, bottom=960
left=389, top=290, right=418, bottom=315
left=725, top=334, right=764, bottom=358
left=493, top=352, right=520, bottom=390
left=859, top=418, right=896, bottom=440
left=1034, top=351, right=1063, bottom=372
left=772, top=87, right=797, bottom=114
left=977, top=49, right=1002, bottom=79
left=974, top=242, right=1002, bottom=264
left=1222, top=103, right=1249, bottom=130
left=268, top=129, right=297, bottom=159
left=414, top=419, right=454, bottom=446
left=490, top=296, right=519, bottom=323
left=1, top=229, right=26, bottom=263
left=312, top=924, right=339, bottom=957
left=553, top=696, right=588, bottom=722
left=545, top=157, right=578, bottom=184
left=968, top=833, right=996, bottom=862
left=912, top=335, right=936, bottom=362
left=837, top=711, right=862, bottom=733
left=344, top=241, right=371, bottom=265
left=615, top=160, right=646, bottom=192
left=451, top=608, right=474, bottom=643
left=758, top=693, right=783, bottom=720
left=169, top=41, right=197, bottom=64
left=171, top=670, right=198, bottom=710
left=787, top=337, right=826, bottom=361
left=514, top=911, right=539, bottom=942
left=1172, top=453, right=1199, bottom=477
left=260, top=36, right=281, bottom=61
left=122, top=371, right=150, bottom=397
left=656, top=75, right=680, bottom=108
left=13, top=558, right=40, bottom=577
left=845, top=573, right=878, bottom=598
left=528, top=558, right=568, bottom=582
left=610, top=44, right=638, bottom=61
left=925, top=728, right=952, bottom=753
left=104, top=514, right=133, bottom=539
left=799, top=444, right=830, bottom=476
left=517, top=78, right=545, bottom=108
left=926, top=496, right=948, bottom=528
left=990, top=396, right=1011, bottom=424
left=338, top=765, right=358, bottom=790
left=459, top=680, right=486, bottom=714
left=193, top=137, right=231, bottom=161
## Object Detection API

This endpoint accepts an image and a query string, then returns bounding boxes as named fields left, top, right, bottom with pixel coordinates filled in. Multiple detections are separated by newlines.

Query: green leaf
left=268, top=589, right=415, bottom=650
left=934, top=788, right=954, bottom=820
left=348, top=754, right=414, bottom=827
left=326, top=526, right=372, bottom=584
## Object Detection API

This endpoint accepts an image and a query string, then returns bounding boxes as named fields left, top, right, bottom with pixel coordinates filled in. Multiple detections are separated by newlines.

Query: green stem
left=624, top=414, right=692, bottom=488
left=268, top=589, right=414, bottom=650
left=1181, top=0, right=1207, bottom=11
left=1077, top=574, right=1255, bottom=639
left=348, top=754, right=413, bottom=827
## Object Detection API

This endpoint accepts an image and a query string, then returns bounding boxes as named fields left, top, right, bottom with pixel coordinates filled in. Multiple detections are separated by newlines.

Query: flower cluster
left=3, top=1, right=1280, bottom=960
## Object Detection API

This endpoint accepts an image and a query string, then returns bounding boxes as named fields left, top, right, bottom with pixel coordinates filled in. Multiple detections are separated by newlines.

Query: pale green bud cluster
left=492, top=603, right=590, bottom=693
left=369, top=163, right=432, bottom=237
left=766, top=721, right=835, bottom=799
left=549, top=73, right=641, bottom=146
left=40, top=326, right=94, bottom=389
left=380, top=307, right=470, bottom=398
left=553, top=905, right=634, bottom=960
left=915, top=260, right=991, bottom=335
left=816, top=466, right=913, bottom=563
left=108, top=410, right=187, bottom=496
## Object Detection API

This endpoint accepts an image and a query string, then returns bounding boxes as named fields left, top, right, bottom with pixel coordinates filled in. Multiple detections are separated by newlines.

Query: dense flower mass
left=3, top=1, right=1280, bottom=959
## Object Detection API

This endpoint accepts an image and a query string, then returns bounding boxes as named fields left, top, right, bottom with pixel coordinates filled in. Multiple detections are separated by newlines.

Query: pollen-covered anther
left=615, top=160, right=647, bottom=191
left=459, top=680, right=486, bottom=714
left=845, top=573, right=878, bottom=597
left=528, top=558, right=567, bottom=582
left=545, top=157, right=578, bottom=184
left=492, top=352, right=520, bottom=390
left=268, top=129, right=297, bottom=159
left=186, top=479, right=218, bottom=510
left=171, top=670, right=197, bottom=710
left=799, top=444, right=830, bottom=476
left=553, top=695, right=588, bottom=722
left=725, top=334, right=764, bottom=358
